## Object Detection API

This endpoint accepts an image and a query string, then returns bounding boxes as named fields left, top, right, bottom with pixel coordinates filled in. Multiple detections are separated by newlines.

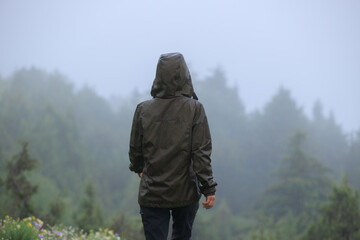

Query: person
left=129, top=52, right=217, bottom=240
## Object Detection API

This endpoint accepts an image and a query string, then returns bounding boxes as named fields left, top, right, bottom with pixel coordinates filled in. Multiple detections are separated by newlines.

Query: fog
left=1, top=1, right=360, bottom=238
left=1, top=0, right=359, bottom=132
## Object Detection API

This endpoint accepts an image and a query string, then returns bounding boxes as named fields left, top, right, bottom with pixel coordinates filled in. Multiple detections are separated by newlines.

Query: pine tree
left=345, top=131, right=360, bottom=190
left=257, top=130, right=331, bottom=225
left=45, top=193, right=65, bottom=226
left=74, top=181, right=103, bottom=232
left=5, top=142, right=38, bottom=218
left=309, top=100, right=348, bottom=174
left=246, top=88, right=309, bottom=214
left=304, top=175, right=360, bottom=240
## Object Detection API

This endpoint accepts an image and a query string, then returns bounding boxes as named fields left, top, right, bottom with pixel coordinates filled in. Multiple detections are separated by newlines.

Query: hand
left=138, top=172, right=143, bottom=178
left=202, top=195, right=215, bottom=209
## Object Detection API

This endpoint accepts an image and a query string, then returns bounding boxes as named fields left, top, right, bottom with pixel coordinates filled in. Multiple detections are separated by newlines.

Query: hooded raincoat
left=129, top=52, right=217, bottom=208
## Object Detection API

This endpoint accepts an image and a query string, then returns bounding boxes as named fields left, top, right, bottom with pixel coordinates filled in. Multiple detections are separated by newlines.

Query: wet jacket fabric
left=129, top=53, right=217, bottom=208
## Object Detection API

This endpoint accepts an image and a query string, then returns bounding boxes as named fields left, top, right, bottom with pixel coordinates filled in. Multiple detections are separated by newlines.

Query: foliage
left=0, top=216, right=39, bottom=240
left=0, top=67, right=358, bottom=239
left=257, top=130, right=331, bottom=220
left=74, top=182, right=104, bottom=232
left=250, top=213, right=304, bottom=240
left=0, top=216, right=122, bottom=240
left=44, top=193, right=66, bottom=226
left=109, top=213, right=144, bottom=240
left=193, top=200, right=258, bottom=240
left=195, top=68, right=248, bottom=213
left=5, top=142, right=38, bottom=219
left=345, top=131, right=360, bottom=190
left=303, top=175, right=360, bottom=240
left=308, top=100, right=348, bottom=175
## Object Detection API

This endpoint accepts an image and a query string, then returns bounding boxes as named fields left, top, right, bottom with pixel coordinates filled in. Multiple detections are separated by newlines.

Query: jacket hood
left=151, top=52, right=198, bottom=100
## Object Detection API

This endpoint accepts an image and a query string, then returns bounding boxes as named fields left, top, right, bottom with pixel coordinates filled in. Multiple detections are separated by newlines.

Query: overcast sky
left=1, top=0, right=359, bottom=133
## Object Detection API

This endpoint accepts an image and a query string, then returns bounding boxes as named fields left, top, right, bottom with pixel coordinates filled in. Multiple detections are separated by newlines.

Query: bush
left=0, top=216, right=122, bottom=240
left=0, top=216, right=39, bottom=240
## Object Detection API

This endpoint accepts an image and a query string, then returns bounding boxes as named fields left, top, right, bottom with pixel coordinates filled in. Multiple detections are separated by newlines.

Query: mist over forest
left=1, top=67, right=359, bottom=239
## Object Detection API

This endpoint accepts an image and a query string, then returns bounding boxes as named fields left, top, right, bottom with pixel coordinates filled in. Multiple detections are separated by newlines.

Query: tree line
left=0, top=67, right=359, bottom=239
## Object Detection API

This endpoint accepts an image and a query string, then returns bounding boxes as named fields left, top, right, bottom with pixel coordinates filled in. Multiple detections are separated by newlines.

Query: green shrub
left=0, top=216, right=39, bottom=240
left=0, top=216, right=123, bottom=240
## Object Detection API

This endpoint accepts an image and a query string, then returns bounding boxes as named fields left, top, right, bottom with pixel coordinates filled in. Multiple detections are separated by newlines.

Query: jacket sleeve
left=129, top=104, right=144, bottom=173
left=192, top=102, right=217, bottom=196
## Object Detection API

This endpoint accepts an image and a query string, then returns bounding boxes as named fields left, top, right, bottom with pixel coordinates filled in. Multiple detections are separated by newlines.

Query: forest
left=0, top=67, right=360, bottom=240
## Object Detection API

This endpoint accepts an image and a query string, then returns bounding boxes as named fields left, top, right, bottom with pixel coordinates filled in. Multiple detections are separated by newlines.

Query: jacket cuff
left=204, top=192, right=215, bottom=197
left=129, top=164, right=143, bottom=174
left=200, top=185, right=216, bottom=197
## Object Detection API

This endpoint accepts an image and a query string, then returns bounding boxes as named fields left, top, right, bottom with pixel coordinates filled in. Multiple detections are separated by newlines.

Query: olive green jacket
left=129, top=53, right=217, bottom=208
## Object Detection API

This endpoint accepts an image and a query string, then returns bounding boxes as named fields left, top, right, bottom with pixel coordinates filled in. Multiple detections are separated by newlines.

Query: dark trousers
left=140, top=202, right=199, bottom=240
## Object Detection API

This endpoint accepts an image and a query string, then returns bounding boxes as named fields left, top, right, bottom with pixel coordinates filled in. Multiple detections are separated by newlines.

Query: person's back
left=129, top=52, right=217, bottom=240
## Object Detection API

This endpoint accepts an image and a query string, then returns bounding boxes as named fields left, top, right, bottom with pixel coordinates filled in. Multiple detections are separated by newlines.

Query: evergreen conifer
left=5, top=142, right=38, bottom=219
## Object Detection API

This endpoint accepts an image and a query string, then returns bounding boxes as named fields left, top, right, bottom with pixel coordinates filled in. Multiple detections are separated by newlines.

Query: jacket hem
left=138, top=197, right=200, bottom=208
